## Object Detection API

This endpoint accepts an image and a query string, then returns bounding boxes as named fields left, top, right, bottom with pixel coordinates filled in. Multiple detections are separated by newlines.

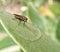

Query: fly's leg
left=12, top=17, right=16, bottom=20
left=18, top=20, right=21, bottom=25
left=23, top=21, right=25, bottom=27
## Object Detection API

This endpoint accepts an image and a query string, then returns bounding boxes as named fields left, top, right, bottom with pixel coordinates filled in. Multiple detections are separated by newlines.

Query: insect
left=13, top=14, right=28, bottom=24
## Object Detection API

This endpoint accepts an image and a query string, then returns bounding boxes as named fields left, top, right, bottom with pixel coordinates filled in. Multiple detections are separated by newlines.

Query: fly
left=13, top=14, right=28, bottom=25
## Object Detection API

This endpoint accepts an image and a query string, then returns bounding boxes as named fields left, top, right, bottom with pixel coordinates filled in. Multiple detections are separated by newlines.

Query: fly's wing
left=13, top=14, right=20, bottom=19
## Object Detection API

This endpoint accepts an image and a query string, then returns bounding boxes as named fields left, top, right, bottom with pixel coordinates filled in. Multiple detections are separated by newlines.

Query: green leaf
left=56, top=19, right=60, bottom=41
left=20, top=0, right=44, bottom=8
left=28, top=3, right=52, bottom=33
left=28, top=3, right=45, bottom=31
left=0, top=10, right=60, bottom=52
left=49, top=2, right=60, bottom=17
left=0, top=36, right=16, bottom=50
left=0, top=23, right=5, bottom=32
left=0, top=11, right=41, bottom=41
left=20, top=0, right=29, bottom=6
left=28, top=3, right=58, bottom=37
left=30, top=0, right=44, bottom=8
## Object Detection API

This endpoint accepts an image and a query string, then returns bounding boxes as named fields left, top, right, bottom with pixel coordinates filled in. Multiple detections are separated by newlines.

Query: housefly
left=13, top=14, right=28, bottom=25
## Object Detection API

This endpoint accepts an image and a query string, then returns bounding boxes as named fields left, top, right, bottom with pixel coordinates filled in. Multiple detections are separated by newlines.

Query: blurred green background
left=0, top=0, right=60, bottom=52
